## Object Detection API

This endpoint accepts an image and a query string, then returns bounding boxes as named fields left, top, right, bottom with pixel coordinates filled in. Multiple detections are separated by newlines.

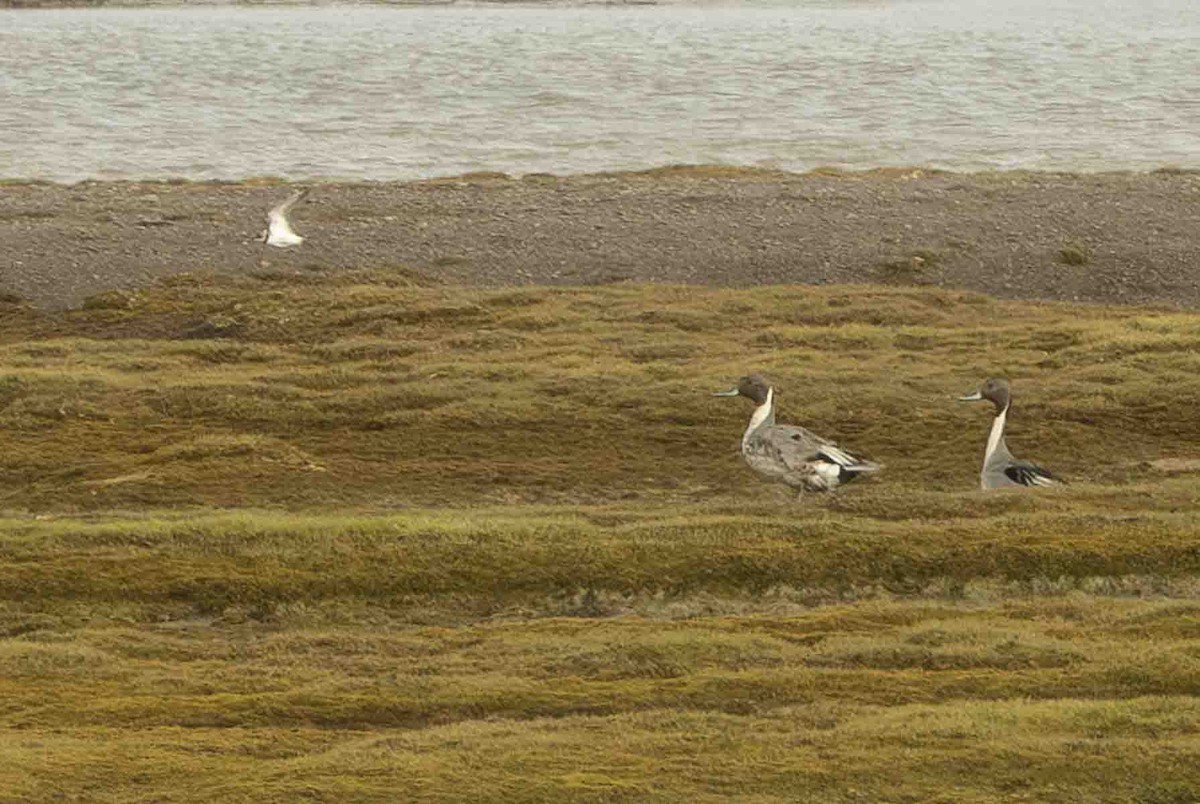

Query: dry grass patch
left=1, top=276, right=1199, bottom=799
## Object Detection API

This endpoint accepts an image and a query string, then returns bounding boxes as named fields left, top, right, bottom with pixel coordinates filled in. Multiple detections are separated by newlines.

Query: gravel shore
left=3, top=167, right=1199, bottom=310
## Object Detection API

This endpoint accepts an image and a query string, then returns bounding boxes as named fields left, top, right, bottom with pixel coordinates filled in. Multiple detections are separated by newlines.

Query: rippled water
left=2, top=0, right=1199, bottom=181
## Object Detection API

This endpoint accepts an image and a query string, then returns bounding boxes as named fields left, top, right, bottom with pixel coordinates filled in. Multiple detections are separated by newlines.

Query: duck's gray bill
left=713, top=388, right=740, bottom=397
left=958, top=391, right=984, bottom=401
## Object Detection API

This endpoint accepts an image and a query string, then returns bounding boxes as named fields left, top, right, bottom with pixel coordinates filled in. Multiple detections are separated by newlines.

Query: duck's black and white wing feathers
left=1003, top=460, right=1061, bottom=488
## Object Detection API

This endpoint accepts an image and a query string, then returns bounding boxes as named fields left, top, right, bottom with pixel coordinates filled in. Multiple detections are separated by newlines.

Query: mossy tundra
left=2, top=272, right=1200, bottom=801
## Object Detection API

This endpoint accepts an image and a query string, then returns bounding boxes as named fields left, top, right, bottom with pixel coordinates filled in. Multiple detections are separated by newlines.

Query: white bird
left=259, top=189, right=309, bottom=248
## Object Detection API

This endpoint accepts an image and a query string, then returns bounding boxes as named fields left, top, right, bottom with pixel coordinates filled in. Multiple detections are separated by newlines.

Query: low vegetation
left=1058, top=243, right=1091, bottom=266
left=2, top=274, right=1199, bottom=801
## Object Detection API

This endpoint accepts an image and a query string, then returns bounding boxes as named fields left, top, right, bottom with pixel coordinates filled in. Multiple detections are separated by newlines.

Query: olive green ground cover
left=1, top=275, right=1199, bottom=801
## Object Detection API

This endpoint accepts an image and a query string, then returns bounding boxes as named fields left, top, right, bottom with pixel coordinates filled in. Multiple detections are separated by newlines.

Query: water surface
left=2, top=0, right=1198, bottom=180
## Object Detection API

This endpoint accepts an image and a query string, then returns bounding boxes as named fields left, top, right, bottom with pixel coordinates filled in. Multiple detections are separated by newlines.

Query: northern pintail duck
left=959, top=377, right=1062, bottom=490
left=259, top=189, right=309, bottom=248
left=714, top=374, right=881, bottom=493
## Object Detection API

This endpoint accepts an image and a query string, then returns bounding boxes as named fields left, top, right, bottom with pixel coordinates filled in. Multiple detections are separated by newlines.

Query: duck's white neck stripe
left=984, top=404, right=1008, bottom=468
left=743, top=387, right=774, bottom=450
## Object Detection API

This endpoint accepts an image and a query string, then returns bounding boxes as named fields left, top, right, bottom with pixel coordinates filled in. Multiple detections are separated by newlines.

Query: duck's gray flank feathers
left=715, top=374, right=881, bottom=493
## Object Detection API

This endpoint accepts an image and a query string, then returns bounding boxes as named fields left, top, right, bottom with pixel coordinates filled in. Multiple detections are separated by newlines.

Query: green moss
left=1059, top=243, right=1091, bottom=266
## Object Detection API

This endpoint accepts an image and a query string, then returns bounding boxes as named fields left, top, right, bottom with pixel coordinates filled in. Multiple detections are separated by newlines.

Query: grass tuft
left=1059, top=242, right=1091, bottom=266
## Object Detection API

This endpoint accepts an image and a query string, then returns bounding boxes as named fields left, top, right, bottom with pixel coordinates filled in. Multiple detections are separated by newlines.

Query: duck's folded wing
left=752, top=426, right=819, bottom=469
left=757, top=425, right=866, bottom=471
left=1004, top=460, right=1061, bottom=487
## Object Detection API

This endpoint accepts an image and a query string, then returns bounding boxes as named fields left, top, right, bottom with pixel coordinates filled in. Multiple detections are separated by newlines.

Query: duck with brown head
left=959, top=377, right=1062, bottom=490
left=714, top=374, right=881, bottom=494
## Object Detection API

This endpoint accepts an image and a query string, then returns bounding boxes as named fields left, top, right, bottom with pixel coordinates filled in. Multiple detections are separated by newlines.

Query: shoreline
left=3, top=166, right=1200, bottom=310
left=2, top=0, right=634, bottom=8
left=0, top=0, right=463, bottom=8
left=2, top=163, right=1198, bottom=186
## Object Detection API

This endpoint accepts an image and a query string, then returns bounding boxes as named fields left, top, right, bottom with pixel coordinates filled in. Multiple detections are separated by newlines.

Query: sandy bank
left=2, top=166, right=1199, bottom=309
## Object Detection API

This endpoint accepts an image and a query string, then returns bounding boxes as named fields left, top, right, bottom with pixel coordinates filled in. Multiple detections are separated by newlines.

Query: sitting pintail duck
left=958, top=377, right=1062, bottom=490
left=714, top=374, right=881, bottom=493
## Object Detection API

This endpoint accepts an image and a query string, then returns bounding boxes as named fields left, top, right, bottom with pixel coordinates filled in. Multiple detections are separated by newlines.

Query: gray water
left=2, top=0, right=1199, bottom=181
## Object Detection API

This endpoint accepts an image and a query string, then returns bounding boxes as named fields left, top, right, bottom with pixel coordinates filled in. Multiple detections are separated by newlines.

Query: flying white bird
left=259, top=189, right=309, bottom=248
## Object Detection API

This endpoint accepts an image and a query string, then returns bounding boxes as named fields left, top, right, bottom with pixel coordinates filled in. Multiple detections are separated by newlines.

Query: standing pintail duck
left=959, top=377, right=1062, bottom=490
left=714, top=374, right=881, bottom=493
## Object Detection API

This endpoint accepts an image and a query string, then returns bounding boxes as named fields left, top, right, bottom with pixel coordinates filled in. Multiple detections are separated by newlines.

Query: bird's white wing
left=266, top=189, right=309, bottom=234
